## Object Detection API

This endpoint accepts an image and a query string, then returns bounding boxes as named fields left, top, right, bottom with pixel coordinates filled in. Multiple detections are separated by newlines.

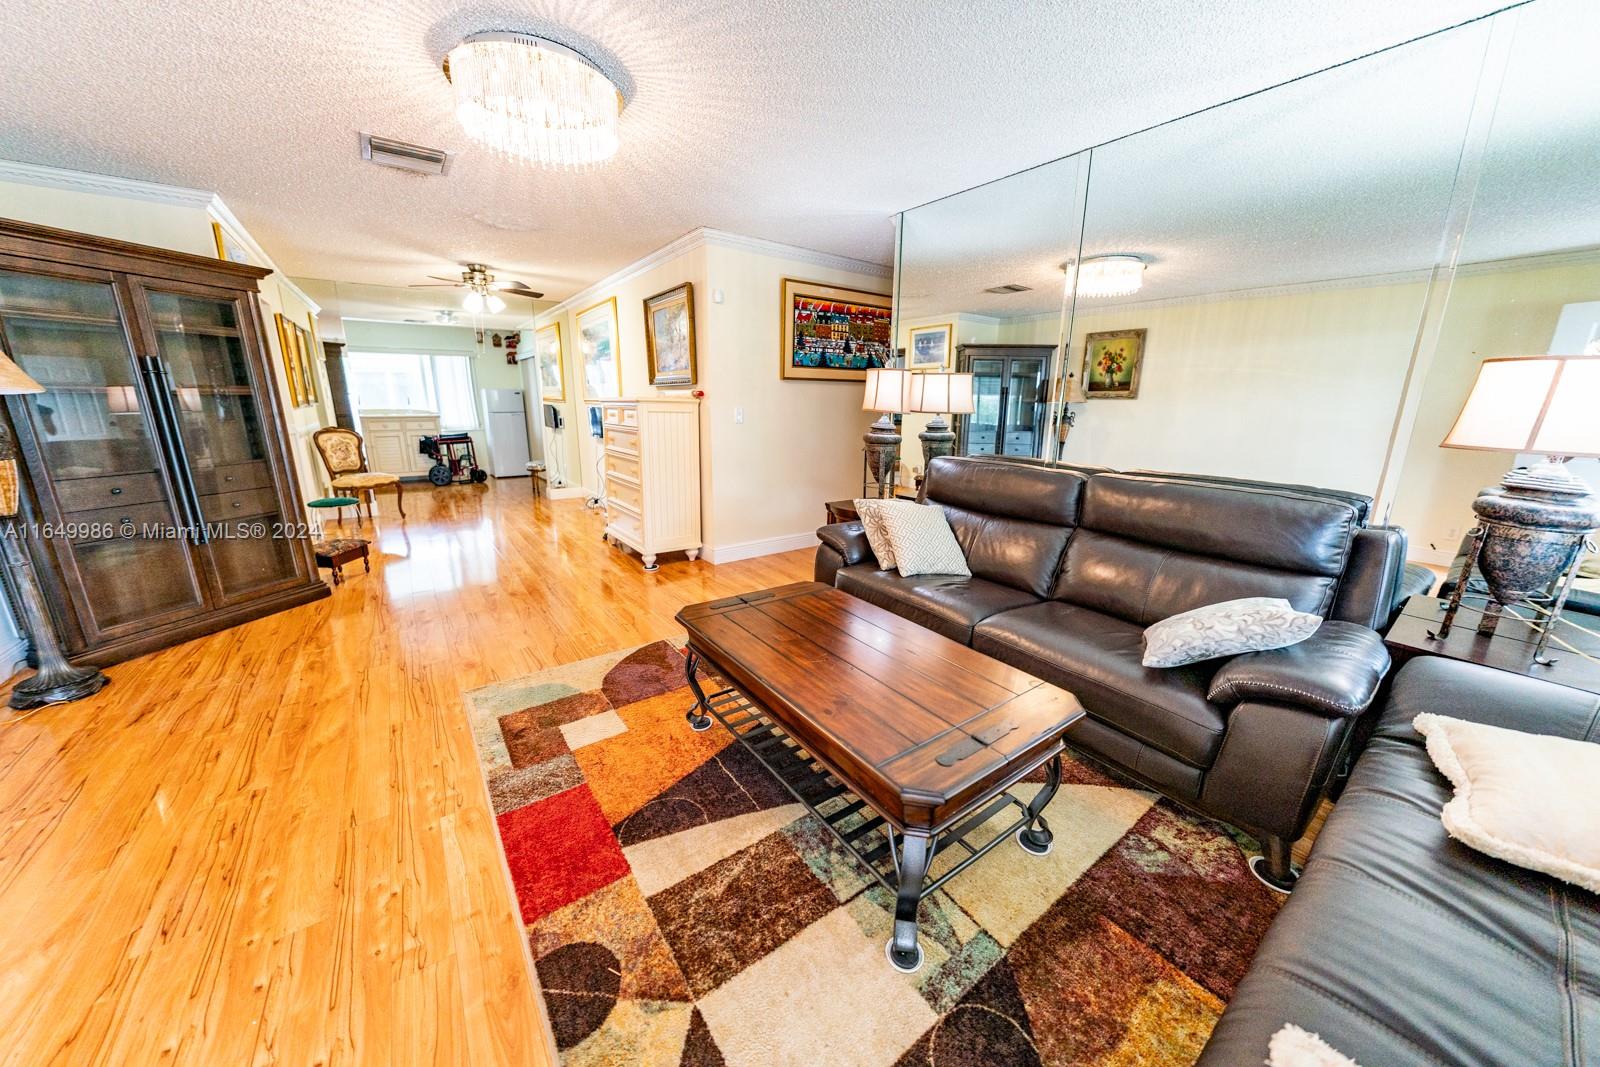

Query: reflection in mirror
left=892, top=153, right=1086, bottom=482
left=1389, top=0, right=1600, bottom=567
left=1059, top=17, right=1489, bottom=490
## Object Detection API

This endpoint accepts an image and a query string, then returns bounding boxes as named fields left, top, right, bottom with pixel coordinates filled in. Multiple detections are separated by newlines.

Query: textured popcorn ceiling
left=898, top=0, right=1600, bottom=319
left=0, top=0, right=1523, bottom=299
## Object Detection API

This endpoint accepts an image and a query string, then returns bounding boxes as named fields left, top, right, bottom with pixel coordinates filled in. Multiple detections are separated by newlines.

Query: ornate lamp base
left=918, top=413, right=956, bottom=470
left=9, top=663, right=108, bottom=710
left=1, top=516, right=109, bottom=711
left=863, top=414, right=901, bottom=498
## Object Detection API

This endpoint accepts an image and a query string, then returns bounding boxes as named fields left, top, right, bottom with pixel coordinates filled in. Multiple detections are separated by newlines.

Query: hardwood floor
left=0, top=481, right=814, bottom=1067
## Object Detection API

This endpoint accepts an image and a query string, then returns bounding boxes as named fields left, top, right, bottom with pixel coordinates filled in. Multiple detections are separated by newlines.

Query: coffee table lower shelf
left=683, top=650, right=1062, bottom=972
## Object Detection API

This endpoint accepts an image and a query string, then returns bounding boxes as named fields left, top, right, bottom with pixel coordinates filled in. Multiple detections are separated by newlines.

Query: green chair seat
left=309, top=496, right=361, bottom=508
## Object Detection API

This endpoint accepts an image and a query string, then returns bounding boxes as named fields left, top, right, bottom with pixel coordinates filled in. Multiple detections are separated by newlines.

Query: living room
left=0, top=1, right=1595, bottom=1065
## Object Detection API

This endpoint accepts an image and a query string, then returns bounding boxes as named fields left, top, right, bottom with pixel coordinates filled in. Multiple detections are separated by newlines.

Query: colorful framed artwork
left=577, top=297, right=622, bottom=400
left=908, top=322, right=953, bottom=369
left=1081, top=328, right=1146, bottom=399
left=644, top=282, right=697, bottom=387
left=779, top=278, right=893, bottom=382
left=535, top=322, right=565, bottom=402
left=295, top=317, right=318, bottom=406
left=273, top=313, right=304, bottom=407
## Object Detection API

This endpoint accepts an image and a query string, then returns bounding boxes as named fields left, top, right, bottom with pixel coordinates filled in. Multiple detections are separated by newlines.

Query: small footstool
left=313, top=537, right=371, bottom=586
left=309, top=496, right=362, bottom=526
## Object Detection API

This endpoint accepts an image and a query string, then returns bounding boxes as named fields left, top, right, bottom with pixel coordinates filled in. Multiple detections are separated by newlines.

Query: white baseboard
left=1409, top=545, right=1458, bottom=568
left=701, top=531, right=820, bottom=564
left=547, top=485, right=588, bottom=501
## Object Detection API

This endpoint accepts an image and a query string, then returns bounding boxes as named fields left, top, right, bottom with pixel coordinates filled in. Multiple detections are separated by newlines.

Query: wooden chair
left=312, top=427, right=405, bottom=521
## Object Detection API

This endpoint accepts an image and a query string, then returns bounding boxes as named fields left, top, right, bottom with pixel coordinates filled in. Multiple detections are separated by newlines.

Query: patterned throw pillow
left=852, top=498, right=907, bottom=571
left=877, top=502, right=971, bottom=578
left=1141, top=597, right=1321, bottom=668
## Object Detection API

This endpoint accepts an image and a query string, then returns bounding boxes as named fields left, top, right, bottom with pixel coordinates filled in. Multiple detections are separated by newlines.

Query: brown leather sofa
left=815, top=456, right=1396, bottom=887
left=1198, top=657, right=1599, bottom=1064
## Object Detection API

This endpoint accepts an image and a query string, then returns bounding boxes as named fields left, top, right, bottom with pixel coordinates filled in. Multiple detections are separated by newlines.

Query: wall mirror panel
left=892, top=0, right=1599, bottom=570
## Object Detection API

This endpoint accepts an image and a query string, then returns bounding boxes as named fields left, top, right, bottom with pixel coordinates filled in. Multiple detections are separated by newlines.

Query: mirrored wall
left=892, top=0, right=1599, bottom=562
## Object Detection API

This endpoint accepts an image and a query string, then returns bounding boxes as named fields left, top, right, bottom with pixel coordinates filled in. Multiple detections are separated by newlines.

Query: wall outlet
left=713, top=288, right=725, bottom=304
left=734, top=406, right=744, bottom=424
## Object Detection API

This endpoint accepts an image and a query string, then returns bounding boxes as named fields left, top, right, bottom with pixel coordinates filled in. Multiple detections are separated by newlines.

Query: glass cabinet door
left=142, top=289, right=300, bottom=599
left=960, top=352, right=1048, bottom=458
left=1004, top=357, right=1047, bottom=457
left=966, top=358, right=1004, bottom=455
left=0, top=269, right=209, bottom=635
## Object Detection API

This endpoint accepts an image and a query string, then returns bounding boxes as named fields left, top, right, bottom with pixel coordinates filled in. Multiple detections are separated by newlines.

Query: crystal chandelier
left=445, top=32, right=623, bottom=168
left=1065, top=255, right=1146, bottom=299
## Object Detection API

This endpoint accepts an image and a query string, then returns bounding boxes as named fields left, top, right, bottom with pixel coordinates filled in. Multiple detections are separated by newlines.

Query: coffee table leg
left=683, top=649, right=713, bottom=732
left=887, top=831, right=933, bottom=973
left=1016, top=753, right=1062, bottom=856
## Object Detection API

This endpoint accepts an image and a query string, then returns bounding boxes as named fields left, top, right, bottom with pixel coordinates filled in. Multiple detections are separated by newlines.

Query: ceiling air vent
left=984, top=283, right=1032, bottom=294
left=360, top=133, right=451, bottom=176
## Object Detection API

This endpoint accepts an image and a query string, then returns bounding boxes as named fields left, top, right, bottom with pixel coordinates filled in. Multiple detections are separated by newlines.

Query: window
left=345, top=351, right=478, bottom=430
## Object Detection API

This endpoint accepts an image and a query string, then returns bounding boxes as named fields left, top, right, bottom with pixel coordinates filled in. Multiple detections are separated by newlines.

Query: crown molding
left=539, top=227, right=890, bottom=320
left=0, top=157, right=214, bottom=208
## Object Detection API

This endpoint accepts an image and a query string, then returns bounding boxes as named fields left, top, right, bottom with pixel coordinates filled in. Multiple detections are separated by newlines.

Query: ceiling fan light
left=1066, top=255, right=1146, bottom=299
left=462, top=290, right=487, bottom=313
left=446, top=32, right=622, bottom=168
left=485, top=293, right=507, bottom=314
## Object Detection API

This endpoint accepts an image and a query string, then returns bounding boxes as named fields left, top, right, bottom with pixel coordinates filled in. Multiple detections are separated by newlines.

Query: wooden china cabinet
left=0, top=218, right=328, bottom=667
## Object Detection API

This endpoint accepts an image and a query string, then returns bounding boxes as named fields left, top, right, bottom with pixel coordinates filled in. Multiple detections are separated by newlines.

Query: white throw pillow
left=1268, top=1025, right=1362, bottom=1067
left=852, top=498, right=908, bottom=570
left=1141, top=596, right=1321, bottom=668
left=1413, top=713, right=1600, bottom=893
left=878, top=502, right=971, bottom=578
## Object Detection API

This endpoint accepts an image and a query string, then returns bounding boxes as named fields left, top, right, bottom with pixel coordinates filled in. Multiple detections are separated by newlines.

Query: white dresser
left=601, top=398, right=702, bottom=570
left=357, top=411, right=440, bottom=479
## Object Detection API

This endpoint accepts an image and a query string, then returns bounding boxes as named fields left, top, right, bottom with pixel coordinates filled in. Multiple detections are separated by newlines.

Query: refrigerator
left=483, top=388, right=532, bottom=478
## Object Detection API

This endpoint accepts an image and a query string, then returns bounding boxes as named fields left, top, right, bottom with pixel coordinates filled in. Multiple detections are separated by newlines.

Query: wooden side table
left=313, top=538, right=371, bottom=587
left=825, top=492, right=920, bottom=524
left=1383, top=595, right=1600, bottom=695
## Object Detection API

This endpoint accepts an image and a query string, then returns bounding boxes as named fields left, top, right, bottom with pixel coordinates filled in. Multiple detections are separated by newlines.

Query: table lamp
left=1435, top=354, right=1600, bottom=654
left=908, top=371, right=975, bottom=468
left=0, top=356, right=109, bottom=709
left=861, top=368, right=910, bottom=498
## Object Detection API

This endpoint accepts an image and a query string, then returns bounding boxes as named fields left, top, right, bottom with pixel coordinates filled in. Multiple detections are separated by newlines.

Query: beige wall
left=535, top=235, right=890, bottom=557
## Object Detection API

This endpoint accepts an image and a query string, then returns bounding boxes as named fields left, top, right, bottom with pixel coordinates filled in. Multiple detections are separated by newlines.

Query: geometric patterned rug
left=464, top=639, right=1283, bottom=1066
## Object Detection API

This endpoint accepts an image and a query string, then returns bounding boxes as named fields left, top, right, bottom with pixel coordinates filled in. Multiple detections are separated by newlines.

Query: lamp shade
left=908, top=372, right=975, bottom=415
left=0, top=355, right=43, bottom=396
left=862, top=368, right=911, bottom=413
left=1443, top=355, right=1600, bottom=457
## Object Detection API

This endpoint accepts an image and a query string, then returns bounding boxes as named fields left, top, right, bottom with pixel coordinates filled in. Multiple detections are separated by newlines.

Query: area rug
left=464, top=639, right=1283, bottom=1066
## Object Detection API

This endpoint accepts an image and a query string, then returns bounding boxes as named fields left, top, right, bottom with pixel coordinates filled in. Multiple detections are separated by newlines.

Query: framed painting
left=779, top=278, right=893, bottom=381
left=1081, top=328, right=1146, bottom=399
left=908, top=322, right=953, bottom=369
left=535, top=322, right=565, bottom=402
left=273, top=313, right=304, bottom=407
left=211, top=220, right=252, bottom=265
left=578, top=297, right=622, bottom=400
left=644, top=282, right=696, bottom=387
left=294, top=318, right=318, bottom=405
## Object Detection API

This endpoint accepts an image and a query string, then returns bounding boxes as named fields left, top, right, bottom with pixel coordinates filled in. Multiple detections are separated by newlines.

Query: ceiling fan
left=410, top=262, right=543, bottom=313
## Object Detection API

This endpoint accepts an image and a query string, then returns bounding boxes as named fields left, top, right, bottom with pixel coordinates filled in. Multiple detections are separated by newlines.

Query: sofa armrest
left=817, top=522, right=872, bottom=568
left=1207, top=621, right=1390, bottom=718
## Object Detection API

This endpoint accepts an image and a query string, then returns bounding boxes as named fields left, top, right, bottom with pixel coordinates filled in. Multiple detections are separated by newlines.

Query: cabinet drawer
left=56, top=472, right=165, bottom=513
left=606, top=426, right=639, bottom=456
left=603, top=404, right=638, bottom=428
left=607, top=509, right=641, bottom=546
left=192, top=460, right=271, bottom=495
left=608, top=477, right=641, bottom=513
left=201, top=487, right=280, bottom=522
left=66, top=501, right=174, bottom=542
left=605, top=450, right=640, bottom=482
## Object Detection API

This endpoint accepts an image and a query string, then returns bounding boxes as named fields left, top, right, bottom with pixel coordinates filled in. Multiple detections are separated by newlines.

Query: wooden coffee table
left=675, top=582, right=1084, bottom=971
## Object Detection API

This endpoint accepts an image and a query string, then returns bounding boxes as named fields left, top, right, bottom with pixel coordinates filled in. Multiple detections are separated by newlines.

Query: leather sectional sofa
left=815, top=455, right=1398, bottom=887
left=1198, top=657, right=1599, bottom=1065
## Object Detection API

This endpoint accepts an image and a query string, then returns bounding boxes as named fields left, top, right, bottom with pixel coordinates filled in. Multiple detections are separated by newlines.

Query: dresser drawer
left=192, top=460, right=272, bottom=495
left=607, top=508, right=641, bottom=546
left=605, top=449, right=640, bottom=483
left=65, top=501, right=174, bottom=542
left=605, top=426, right=639, bottom=456
left=608, top=477, right=641, bottom=513
left=603, top=404, right=638, bottom=428
left=55, top=472, right=166, bottom=513
left=201, top=487, right=280, bottom=522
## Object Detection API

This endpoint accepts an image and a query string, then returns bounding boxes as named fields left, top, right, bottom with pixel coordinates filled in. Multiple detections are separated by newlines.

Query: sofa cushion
left=923, top=455, right=1085, bottom=597
left=835, top=566, right=1039, bottom=643
left=1196, top=658, right=1600, bottom=1067
left=973, top=601, right=1228, bottom=768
